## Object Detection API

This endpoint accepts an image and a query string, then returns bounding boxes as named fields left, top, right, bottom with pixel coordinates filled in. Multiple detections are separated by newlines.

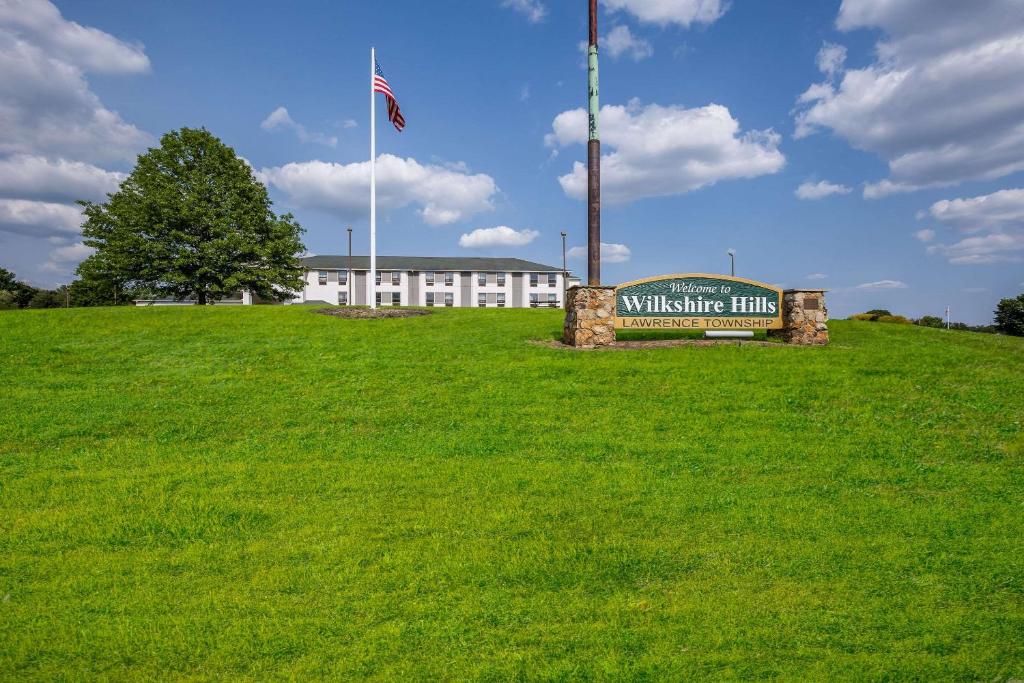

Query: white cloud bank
left=261, top=155, right=498, bottom=226
left=795, top=180, right=851, bottom=200
left=459, top=226, right=539, bottom=248
left=0, top=0, right=148, bottom=279
left=547, top=99, right=784, bottom=203
left=921, top=187, right=1024, bottom=264
left=795, top=0, right=1024, bottom=197
left=0, top=154, right=123, bottom=202
left=0, top=198, right=83, bottom=238
left=260, top=107, right=337, bottom=148
left=601, top=0, right=727, bottom=27
left=568, top=242, right=631, bottom=263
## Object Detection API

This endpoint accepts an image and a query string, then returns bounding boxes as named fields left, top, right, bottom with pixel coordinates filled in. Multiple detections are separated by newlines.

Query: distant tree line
left=0, top=267, right=134, bottom=309
left=850, top=302, right=1024, bottom=336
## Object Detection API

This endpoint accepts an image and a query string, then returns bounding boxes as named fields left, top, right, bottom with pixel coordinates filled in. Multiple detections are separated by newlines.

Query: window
left=318, top=270, right=328, bottom=285
left=425, top=271, right=435, bottom=286
left=529, top=273, right=538, bottom=287
left=478, top=273, right=486, bottom=287
left=339, top=270, right=348, bottom=285
left=338, top=291, right=348, bottom=306
left=444, top=293, right=454, bottom=307
left=497, top=293, right=505, bottom=308
left=426, top=292, right=434, bottom=307
left=547, top=273, right=558, bottom=287
left=547, top=293, right=557, bottom=304
left=375, top=271, right=382, bottom=285
left=478, top=293, right=487, bottom=308
left=390, top=292, right=400, bottom=306
left=392, top=272, right=401, bottom=286
left=530, top=293, right=539, bottom=308
left=444, top=272, right=454, bottom=286
left=375, top=292, right=382, bottom=306
left=497, top=273, right=506, bottom=287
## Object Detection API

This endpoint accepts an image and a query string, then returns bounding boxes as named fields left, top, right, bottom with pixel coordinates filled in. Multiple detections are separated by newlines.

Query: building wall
left=296, top=268, right=566, bottom=308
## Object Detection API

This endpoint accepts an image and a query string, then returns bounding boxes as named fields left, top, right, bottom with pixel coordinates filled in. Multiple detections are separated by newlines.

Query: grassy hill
left=1, top=306, right=1022, bottom=680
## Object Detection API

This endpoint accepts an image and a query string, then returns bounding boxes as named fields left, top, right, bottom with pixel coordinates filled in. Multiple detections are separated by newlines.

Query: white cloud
left=926, top=188, right=1024, bottom=232
left=459, top=226, right=539, bottom=248
left=806, top=273, right=827, bottom=280
left=0, top=198, right=83, bottom=238
left=547, top=99, right=784, bottom=203
left=0, top=0, right=149, bottom=74
left=261, top=155, right=498, bottom=226
left=0, top=154, right=123, bottom=202
left=519, top=84, right=531, bottom=101
left=922, top=188, right=1024, bottom=264
left=795, top=1, right=1024, bottom=196
left=856, top=279, right=908, bottom=290
left=914, top=228, right=935, bottom=242
left=604, top=25, right=653, bottom=61
left=601, top=0, right=727, bottom=27
left=0, top=3, right=150, bottom=163
left=502, top=0, right=546, bottom=23
left=928, top=233, right=1024, bottom=265
left=795, top=180, right=851, bottom=200
left=815, top=42, right=846, bottom=78
left=41, top=241, right=93, bottom=274
left=261, top=107, right=337, bottom=148
left=341, top=119, right=357, bottom=129
left=568, top=242, right=631, bottom=263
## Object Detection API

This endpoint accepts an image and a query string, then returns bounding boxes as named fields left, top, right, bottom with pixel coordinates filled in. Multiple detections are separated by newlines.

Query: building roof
left=300, top=255, right=564, bottom=273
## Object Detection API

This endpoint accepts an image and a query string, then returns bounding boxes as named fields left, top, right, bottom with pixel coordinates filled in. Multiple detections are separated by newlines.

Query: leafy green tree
left=994, top=293, right=1024, bottom=336
left=917, top=315, right=944, bottom=328
left=78, top=128, right=305, bottom=304
left=0, top=267, right=38, bottom=308
left=27, top=287, right=69, bottom=309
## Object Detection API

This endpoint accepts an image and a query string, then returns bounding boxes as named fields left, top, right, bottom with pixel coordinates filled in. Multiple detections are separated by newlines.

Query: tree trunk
left=197, top=291, right=207, bottom=305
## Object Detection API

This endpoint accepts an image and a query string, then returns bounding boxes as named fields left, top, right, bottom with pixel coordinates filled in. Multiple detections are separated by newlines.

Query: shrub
left=917, top=315, right=944, bottom=328
left=876, top=315, right=913, bottom=325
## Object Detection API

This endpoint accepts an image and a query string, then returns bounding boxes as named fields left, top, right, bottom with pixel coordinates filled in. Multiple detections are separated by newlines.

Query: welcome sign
left=615, top=274, right=784, bottom=330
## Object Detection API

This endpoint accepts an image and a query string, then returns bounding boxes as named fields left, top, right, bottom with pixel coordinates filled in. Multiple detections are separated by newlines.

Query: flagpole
left=369, top=46, right=377, bottom=309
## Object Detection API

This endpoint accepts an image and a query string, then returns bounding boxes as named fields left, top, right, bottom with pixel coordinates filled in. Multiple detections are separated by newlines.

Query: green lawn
left=1, top=306, right=1022, bottom=680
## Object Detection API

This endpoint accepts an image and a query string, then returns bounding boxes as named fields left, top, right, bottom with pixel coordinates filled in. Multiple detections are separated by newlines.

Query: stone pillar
left=769, top=289, right=829, bottom=345
left=563, top=286, right=616, bottom=348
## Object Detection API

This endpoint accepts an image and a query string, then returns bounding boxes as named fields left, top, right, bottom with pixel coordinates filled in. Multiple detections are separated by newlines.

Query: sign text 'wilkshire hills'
left=615, top=274, right=783, bottom=330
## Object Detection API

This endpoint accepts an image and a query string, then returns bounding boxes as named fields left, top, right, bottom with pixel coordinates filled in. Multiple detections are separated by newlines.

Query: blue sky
left=1, top=0, right=1023, bottom=323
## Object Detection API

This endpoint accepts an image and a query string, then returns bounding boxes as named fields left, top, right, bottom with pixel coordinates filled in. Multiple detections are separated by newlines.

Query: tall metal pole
left=347, top=227, right=353, bottom=306
left=561, top=232, right=568, bottom=286
left=587, top=0, right=601, bottom=286
left=369, top=47, right=377, bottom=309
left=728, top=249, right=735, bottom=276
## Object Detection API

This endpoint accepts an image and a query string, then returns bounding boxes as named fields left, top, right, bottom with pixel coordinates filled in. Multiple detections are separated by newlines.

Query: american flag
left=373, top=60, right=405, bottom=132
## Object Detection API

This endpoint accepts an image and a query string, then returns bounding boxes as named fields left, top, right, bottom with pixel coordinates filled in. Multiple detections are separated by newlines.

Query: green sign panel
left=615, top=274, right=783, bottom=330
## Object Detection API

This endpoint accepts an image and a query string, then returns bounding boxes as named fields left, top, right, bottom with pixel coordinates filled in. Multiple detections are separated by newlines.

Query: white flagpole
left=369, top=46, right=377, bottom=309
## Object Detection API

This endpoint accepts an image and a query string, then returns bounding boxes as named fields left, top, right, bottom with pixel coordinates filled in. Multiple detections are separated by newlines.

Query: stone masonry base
left=563, top=286, right=616, bottom=348
left=768, top=289, right=829, bottom=345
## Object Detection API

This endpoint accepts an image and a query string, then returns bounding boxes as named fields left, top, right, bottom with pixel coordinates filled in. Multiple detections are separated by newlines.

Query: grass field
left=1, top=305, right=1022, bottom=680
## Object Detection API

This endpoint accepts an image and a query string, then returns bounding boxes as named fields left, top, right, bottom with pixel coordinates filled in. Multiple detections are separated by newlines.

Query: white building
left=293, top=256, right=576, bottom=308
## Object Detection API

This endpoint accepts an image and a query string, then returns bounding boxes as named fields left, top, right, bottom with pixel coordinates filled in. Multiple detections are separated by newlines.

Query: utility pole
left=347, top=227, right=353, bottom=306
left=728, top=249, right=735, bottom=277
left=946, top=306, right=950, bottom=330
left=587, top=0, right=601, bottom=286
left=561, top=231, right=568, bottom=288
